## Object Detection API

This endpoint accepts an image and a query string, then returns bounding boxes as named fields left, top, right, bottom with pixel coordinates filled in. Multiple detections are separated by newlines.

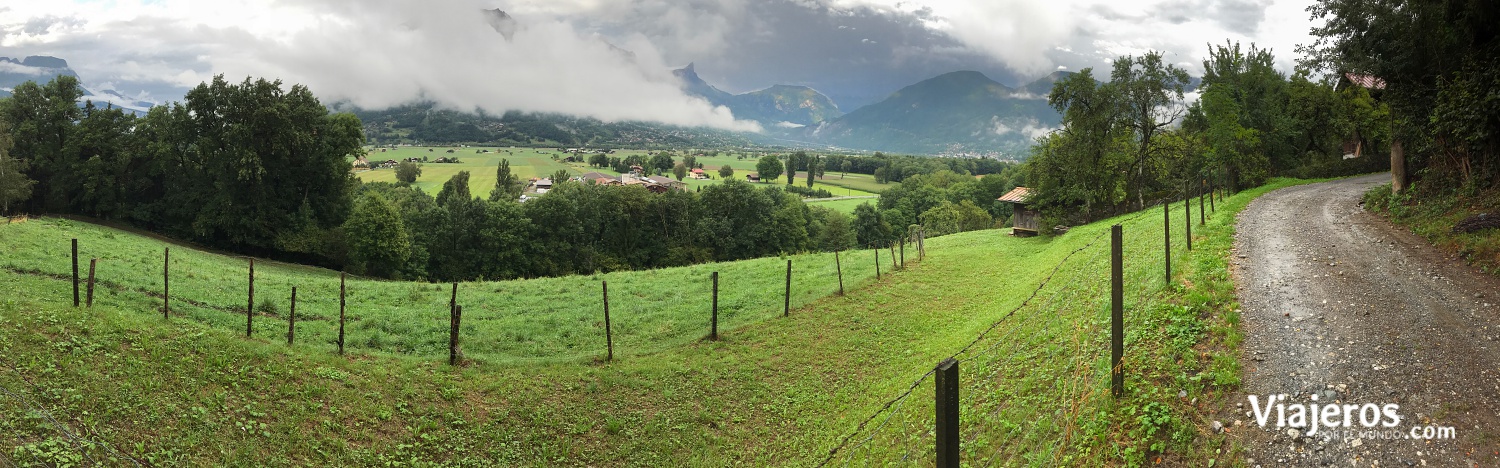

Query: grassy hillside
left=0, top=179, right=1314, bottom=465
left=0, top=218, right=890, bottom=363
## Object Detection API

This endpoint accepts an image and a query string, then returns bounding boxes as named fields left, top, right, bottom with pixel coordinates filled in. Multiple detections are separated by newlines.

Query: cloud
left=993, top=116, right=1057, bottom=140
left=0, top=0, right=761, bottom=131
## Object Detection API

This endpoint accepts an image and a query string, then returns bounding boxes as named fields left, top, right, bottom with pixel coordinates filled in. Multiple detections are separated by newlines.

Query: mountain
left=0, top=55, right=161, bottom=113
left=805, top=70, right=1065, bottom=156
left=672, top=64, right=842, bottom=127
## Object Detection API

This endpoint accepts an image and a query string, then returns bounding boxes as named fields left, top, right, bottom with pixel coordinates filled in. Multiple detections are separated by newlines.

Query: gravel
left=1228, top=174, right=1500, bottom=467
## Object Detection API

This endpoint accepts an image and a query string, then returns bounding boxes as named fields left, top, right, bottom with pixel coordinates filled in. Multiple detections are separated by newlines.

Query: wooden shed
left=998, top=187, right=1038, bottom=237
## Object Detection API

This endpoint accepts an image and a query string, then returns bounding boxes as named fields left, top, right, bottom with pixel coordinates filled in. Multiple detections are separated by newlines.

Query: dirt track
left=1229, top=174, right=1500, bottom=467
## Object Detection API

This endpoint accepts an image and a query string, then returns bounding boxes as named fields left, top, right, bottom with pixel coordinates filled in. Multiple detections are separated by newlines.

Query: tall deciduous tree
left=0, top=118, right=33, bottom=215
left=396, top=161, right=422, bottom=184
left=756, top=155, right=783, bottom=182
left=1111, top=51, right=1191, bottom=208
left=345, top=193, right=412, bottom=278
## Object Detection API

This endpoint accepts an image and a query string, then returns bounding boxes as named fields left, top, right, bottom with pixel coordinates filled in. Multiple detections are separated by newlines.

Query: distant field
left=354, top=147, right=885, bottom=212
left=805, top=197, right=878, bottom=213
left=0, top=217, right=887, bottom=363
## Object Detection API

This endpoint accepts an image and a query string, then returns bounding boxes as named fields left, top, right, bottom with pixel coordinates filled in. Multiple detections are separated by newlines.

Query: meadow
left=353, top=147, right=886, bottom=212
left=0, top=218, right=890, bottom=363
left=0, top=179, right=1316, bottom=465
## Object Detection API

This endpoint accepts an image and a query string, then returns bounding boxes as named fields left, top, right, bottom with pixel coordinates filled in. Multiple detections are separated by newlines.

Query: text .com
left=1246, top=394, right=1457, bottom=440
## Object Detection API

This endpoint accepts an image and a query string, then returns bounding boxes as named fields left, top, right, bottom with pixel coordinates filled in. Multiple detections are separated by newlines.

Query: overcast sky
left=0, top=0, right=1320, bottom=130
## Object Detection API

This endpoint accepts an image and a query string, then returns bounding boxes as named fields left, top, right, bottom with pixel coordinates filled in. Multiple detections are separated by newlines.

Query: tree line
left=1022, top=43, right=1392, bottom=226
left=0, top=75, right=363, bottom=264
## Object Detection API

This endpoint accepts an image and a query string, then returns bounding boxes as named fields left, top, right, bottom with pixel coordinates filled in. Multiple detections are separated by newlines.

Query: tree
left=756, top=155, right=784, bottom=182
left=852, top=202, right=892, bottom=247
left=0, top=118, right=33, bottom=215
left=396, top=161, right=422, bottom=184
left=806, top=154, right=822, bottom=188
left=588, top=153, right=609, bottom=168
left=649, top=152, right=674, bottom=174
left=718, top=165, right=734, bottom=178
left=344, top=193, right=412, bottom=278
left=841, top=160, right=852, bottom=178
left=682, top=154, right=698, bottom=170
left=437, top=171, right=473, bottom=208
left=673, top=162, right=688, bottom=181
left=491, top=159, right=522, bottom=201
left=1111, top=51, right=1191, bottom=209
left=552, top=169, right=570, bottom=185
left=786, top=151, right=806, bottom=184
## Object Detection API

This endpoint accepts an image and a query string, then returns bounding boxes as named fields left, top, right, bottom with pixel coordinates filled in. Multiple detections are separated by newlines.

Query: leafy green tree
left=1, top=76, right=83, bottom=212
left=841, top=160, right=852, bottom=178
left=491, top=159, right=522, bottom=201
left=1111, top=51, right=1191, bottom=208
left=812, top=206, right=856, bottom=251
left=0, top=118, right=33, bottom=215
left=588, top=153, right=609, bottom=168
left=344, top=193, right=412, bottom=278
left=649, top=152, right=674, bottom=174
left=437, top=171, right=473, bottom=208
left=1027, top=68, right=1128, bottom=221
left=919, top=200, right=994, bottom=236
left=673, top=162, right=688, bottom=181
left=396, top=161, right=422, bottom=184
left=806, top=154, right=821, bottom=188
left=756, top=155, right=783, bottom=182
left=852, top=202, right=892, bottom=247
left=682, top=154, right=698, bottom=169
left=718, top=165, right=734, bottom=178
left=786, top=151, right=806, bottom=184
left=552, top=169, right=570, bottom=185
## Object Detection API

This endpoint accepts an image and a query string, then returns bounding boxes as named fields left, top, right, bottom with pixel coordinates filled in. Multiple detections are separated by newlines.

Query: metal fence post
left=784, top=260, right=792, bottom=317
left=1112, top=224, right=1124, bottom=398
left=72, top=239, right=79, bottom=307
left=710, top=272, right=719, bottom=341
left=1184, top=195, right=1192, bottom=251
left=603, top=281, right=613, bottom=361
left=935, top=358, right=960, bottom=468
left=1163, top=201, right=1171, bottom=285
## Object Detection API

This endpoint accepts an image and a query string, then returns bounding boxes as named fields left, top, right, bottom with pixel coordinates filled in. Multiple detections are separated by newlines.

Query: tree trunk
left=1391, top=139, right=1407, bottom=193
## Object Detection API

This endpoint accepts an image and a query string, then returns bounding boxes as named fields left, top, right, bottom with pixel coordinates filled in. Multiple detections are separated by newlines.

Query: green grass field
left=0, top=179, right=1316, bottom=465
left=354, top=148, right=883, bottom=212
left=0, top=219, right=888, bottom=363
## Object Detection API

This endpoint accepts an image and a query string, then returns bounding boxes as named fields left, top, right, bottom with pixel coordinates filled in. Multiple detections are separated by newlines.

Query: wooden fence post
left=875, top=248, right=881, bottom=279
left=339, top=272, right=346, bottom=355
left=900, top=240, right=905, bottom=268
left=935, top=358, right=960, bottom=468
left=1209, top=182, right=1216, bottom=213
left=247, top=259, right=254, bottom=337
left=603, top=281, right=613, bottom=361
left=1184, top=195, right=1192, bottom=251
left=162, top=248, right=169, bottom=319
left=72, top=239, right=80, bottom=307
left=1199, top=186, right=1206, bottom=226
left=835, top=251, right=844, bottom=295
left=449, top=304, right=462, bottom=365
left=1111, top=224, right=1124, bottom=398
left=287, top=287, right=296, bottom=345
left=890, top=243, right=897, bottom=270
left=1163, top=201, right=1171, bottom=285
left=710, top=272, right=719, bottom=341
left=85, top=258, right=97, bottom=308
left=783, top=260, right=792, bottom=317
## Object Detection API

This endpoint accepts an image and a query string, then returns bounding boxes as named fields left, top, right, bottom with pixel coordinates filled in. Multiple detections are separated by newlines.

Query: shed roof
left=1343, top=73, right=1386, bottom=90
left=998, top=186, right=1035, bottom=204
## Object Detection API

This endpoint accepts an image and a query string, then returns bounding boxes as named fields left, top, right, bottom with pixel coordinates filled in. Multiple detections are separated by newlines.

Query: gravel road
left=1228, top=174, right=1500, bottom=467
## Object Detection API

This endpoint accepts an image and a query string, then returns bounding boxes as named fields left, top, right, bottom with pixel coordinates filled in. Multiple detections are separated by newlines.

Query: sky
left=0, top=0, right=1321, bottom=130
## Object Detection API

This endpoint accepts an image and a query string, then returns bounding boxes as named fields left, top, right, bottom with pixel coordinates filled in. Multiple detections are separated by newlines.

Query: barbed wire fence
left=816, top=195, right=1209, bottom=466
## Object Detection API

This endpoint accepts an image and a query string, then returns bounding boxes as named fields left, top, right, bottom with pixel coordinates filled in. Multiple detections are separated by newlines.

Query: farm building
left=998, top=187, right=1039, bottom=237
left=646, top=176, right=687, bottom=191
